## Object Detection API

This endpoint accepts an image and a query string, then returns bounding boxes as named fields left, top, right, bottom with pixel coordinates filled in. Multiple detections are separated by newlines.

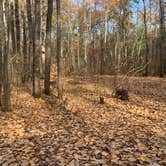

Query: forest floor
left=0, top=76, right=166, bottom=166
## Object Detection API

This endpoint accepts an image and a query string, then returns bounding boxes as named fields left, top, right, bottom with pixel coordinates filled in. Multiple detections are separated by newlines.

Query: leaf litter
left=0, top=76, right=165, bottom=165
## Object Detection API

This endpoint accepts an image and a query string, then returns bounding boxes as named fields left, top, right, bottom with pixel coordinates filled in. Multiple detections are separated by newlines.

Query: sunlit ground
left=0, top=76, right=165, bottom=165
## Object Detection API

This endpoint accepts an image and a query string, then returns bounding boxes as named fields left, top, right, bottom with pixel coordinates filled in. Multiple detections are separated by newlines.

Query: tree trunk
left=33, top=0, right=41, bottom=98
left=10, top=3, right=16, bottom=55
left=44, top=0, right=53, bottom=95
left=22, top=11, right=28, bottom=83
left=15, top=0, right=20, bottom=53
left=56, top=0, right=63, bottom=99
left=0, top=0, right=3, bottom=107
left=14, top=0, right=21, bottom=84
left=3, top=0, right=11, bottom=111
left=142, top=0, right=149, bottom=76
left=159, top=0, right=165, bottom=77
left=26, top=0, right=33, bottom=79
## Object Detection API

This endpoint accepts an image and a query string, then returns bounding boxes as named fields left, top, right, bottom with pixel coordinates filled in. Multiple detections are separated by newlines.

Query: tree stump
left=99, top=96, right=104, bottom=104
left=113, top=87, right=129, bottom=101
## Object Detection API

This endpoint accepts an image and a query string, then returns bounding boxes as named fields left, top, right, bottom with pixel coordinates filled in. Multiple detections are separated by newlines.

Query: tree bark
left=0, top=0, right=3, bottom=107
left=10, top=3, right=16, bottom=55
left=2, top=0, right=11, bottom=111
left=159, top=0, right=165, bottom=77
left=56, top=0, right=63, bottom=99
left=26, top=0, right=33, bottom=79
left=15, top=0, right=20, bottom=53
left=33, top=0, right=41, bottom=98
left=44, top=0, right=53, bottom=95
left=22, top=11, right=28, bottom=83
left=142, top=0, right=149, bottom=76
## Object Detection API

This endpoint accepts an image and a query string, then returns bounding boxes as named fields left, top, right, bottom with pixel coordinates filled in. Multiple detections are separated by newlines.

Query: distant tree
left=21, top=11, right=28, bottom=83
left=10, top=3, right=16, bottom=55
left=159, top=0, right=165, bottom=77
left=15, top=0, right=20, bottom=53
left=26, top=0, right=33, bottom=78
left=142, top=0, right=149, bottom=76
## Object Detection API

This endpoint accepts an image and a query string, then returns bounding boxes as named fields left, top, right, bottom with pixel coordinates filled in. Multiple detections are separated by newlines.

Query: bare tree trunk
left=44, top=0, right=53, bottom=95
left=56, top=0, right=63, bottom=99
left=10, top=3, right=16, bottom=55
left=14, top=0, right=21, bottom=84
left=159, top=0, right=165, bottom=77
left=22, top=11, right=28, bottom=83
left=100, top=2, right=108, bottom=75
left=83, top=0, right=87, bottom=65
left=15, top=0, right=20, bottom=53
left=100, top=37, right=104, bottom=75
left=33, top=0, right=41, bottom=98
left=26, top=0, right=33, bottom=79
left=142, top=0, right=149, bottom=76
left=0, top=0, right=3, bottom=107
left=91, top=1, right=97, bottom=73
left=2, top=0, right=11, bottom=111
